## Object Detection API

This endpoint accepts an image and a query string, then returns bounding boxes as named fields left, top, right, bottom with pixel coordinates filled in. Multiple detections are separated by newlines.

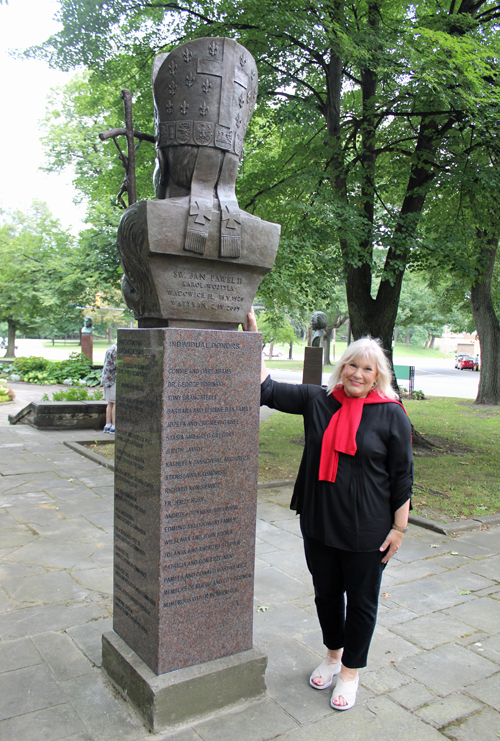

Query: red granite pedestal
left=102, top=327, right=267, bottom=729
left=80, top=333, right=93, bottom=362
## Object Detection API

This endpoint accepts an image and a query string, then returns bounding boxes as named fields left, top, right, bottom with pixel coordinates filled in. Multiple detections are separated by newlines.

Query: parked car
left=458, top=354, right=474, bottom=370
left=455, top=353, right=471, bottom=369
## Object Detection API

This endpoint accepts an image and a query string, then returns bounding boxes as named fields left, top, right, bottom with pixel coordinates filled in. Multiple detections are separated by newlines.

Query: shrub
left=0, top=353, right=102, bottom=386
left=41, top=387, right=104, bottom=402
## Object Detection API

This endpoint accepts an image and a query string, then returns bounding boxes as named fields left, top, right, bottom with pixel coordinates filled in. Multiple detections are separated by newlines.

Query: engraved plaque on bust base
left=112, top=327, right=262, bottom=674
left=118, top=198, right=280, bottom=329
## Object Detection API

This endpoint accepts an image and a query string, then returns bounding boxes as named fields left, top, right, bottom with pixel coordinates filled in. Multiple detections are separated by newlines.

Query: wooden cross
left=99, top=89, right=155, bottom=207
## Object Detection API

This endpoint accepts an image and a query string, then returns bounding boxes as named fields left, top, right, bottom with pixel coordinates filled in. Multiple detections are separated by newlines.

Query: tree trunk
left=268, top=340, right=274, bottom=360
left=288, top=343, right=293, bottom=360
left=470, top=237, right=500, bottom=405
left=429, top=335, right=436, bottom=349
left=6, top=318, right=16, bottom=358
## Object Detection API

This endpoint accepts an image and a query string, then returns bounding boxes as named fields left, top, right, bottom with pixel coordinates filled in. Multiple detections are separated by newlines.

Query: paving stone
left=47, top=486, right=98, bottom=501
left=30, top=517, right=105, bottom=540
left=33, top=631, right=95, bottom=681
left=0, top=562, right=46, bottom=580
left=258, top=546, right=311, bottom=582
left=390, top=539, right=451, bottom=564
left=415, top=694, right=483, bottom=727
left=461, top=554, right=500, bottom=580
left=0, top=663, right=63, bottom=721
left=430, top=554, right=473, bottom=568
left=4, top=539, right=100, bottom=570
left=52, top=498, right=113, bottom=518
left=0, top=601, right=107, bottom=639
left=75, top=474, right=115, bottom=488
left=469, top=634, right=500, bottom=664
left=377, top=605, right=418, bottom=627
left=254, top=566, right=312, bottom=603
left=90, top=486, right=114, bottom=501
left=60, top=670, right=166, bottom=740
left=385, top=560, right=447, bottom=584
left=465, top=672, right=500, bottom=711
left=390, top=612, right=474, bottom=650
left=444, top=597, right=500, bottom=635
left=3, top=571, right=89, bottom=605
left=66, top=617, right=113, bottom=666
left=194, top=697, right=298, bottom=741
left=367, top=624, right=421, bottom=670
left=0, top=589, right=14, bottom=613
left=0, top=703, right=86, bottom=741
left=0, top=637, right=42, bottom=672
left=271, top=517, right=302, bottom=536
left=382, top=577, right=473, bottom=615
left=158, top=730, right=204, bottom=741
left=361, top=664, right=412, bottom=694
left=70, top=567, right=113, bottom=594
left=397, top=643, right=497, bottom=695
left=444, top=541, right=497, bottom=559
left=389, top=682, right=436, bottom=710
left=434, top=566, right=496, bottom=592
left=253, top=601, right=319, bottom=646
left=83, top=510, right=114, bottom=529
left=0, top=523, right=38, bottom=549
left=255, top=539, right=279, bottom=556
left=443, top=707, right=500, bottom=740
left=280, top=695, right=444, bottom=740
left=256, top=500, right=296, bottom=522
left=263, top=638, right=340, bottom=724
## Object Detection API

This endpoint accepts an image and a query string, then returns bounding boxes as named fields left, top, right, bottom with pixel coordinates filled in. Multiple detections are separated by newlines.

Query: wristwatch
left=392, top=524, right=408, bottom=533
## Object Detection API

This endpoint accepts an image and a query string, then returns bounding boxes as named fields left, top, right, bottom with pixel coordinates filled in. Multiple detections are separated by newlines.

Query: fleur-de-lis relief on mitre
left=168, top=81, right=177, bottom=95
left=185, top=72, right=196, bottom=87
left=183, top=48, right=192, bottom=62
left=166, top=100, right=173, bottom=114
left=238, top=93, right=245, bottom=108
left=180, top=100, right=189, bottom=115
left=235, top=113, right=242, bottom=128
left=251, top=68, right=256, bottom=81
left=199, top=102, right=209, bottom=117
left=202, top=78, right=212, bottom=94
left=208, top=41, right=219, bottom=56
left=239, top=54, right=247, bottom=67
left=168, top=60, right=177, bottom=76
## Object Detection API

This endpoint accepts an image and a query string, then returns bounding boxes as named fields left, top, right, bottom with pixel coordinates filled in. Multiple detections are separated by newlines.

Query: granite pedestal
left=81, top=333, right=93, bottom=361
left=302, top=346, right=323, bottom=386
left=102, top=327, right=266, bottom=728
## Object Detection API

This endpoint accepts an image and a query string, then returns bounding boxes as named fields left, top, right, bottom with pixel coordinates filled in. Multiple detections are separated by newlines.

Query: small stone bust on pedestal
left=81, top=316, right=93, bottom=362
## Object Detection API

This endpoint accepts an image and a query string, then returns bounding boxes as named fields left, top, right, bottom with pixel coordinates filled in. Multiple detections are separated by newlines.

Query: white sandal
left=309, top=659, right=341, bottom=690
left=330, top=675, right=359, bottom=710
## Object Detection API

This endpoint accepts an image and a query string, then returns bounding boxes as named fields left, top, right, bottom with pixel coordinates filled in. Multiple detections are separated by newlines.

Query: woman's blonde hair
left=326, top=336, right=398, bottom=400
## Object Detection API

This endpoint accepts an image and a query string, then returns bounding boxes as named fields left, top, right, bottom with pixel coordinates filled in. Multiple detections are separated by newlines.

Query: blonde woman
left=243, top=309, right=412, bottom=711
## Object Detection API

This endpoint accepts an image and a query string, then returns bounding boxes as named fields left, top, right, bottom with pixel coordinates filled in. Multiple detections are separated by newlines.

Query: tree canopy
left=28, top=1, right=500, bottom=374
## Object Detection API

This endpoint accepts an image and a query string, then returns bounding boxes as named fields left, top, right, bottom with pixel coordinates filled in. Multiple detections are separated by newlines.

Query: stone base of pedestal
left=102, top=631, right=267, bottom=732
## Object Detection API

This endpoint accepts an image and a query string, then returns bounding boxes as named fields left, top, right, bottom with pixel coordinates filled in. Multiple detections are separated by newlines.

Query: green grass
left=42, top=339, right=114, bottom=350
left=258, top=398, right=500, bottom=522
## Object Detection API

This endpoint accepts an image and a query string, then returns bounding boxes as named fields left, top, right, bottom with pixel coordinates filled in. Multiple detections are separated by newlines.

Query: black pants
left=302, top=531, right=386, bottom=669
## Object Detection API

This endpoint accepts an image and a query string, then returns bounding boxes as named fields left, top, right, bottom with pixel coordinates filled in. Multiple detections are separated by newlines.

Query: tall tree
left=0, top=202, right=86, bottom=356
left=28, top=1, right=500, bottom=359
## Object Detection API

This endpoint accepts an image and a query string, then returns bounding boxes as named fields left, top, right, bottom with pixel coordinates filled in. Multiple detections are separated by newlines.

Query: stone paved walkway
left=0, top=421, right=499, bottom=741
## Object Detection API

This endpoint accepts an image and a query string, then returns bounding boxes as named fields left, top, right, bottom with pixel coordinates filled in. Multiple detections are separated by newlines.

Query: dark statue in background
left=116, top=37, right=280, bottom=330
left=311, top=311, right=328, bottom=347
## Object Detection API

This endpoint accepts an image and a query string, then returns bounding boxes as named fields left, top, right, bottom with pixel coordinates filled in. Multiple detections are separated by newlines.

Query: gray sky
left=0, top=0, right=86, bottom=232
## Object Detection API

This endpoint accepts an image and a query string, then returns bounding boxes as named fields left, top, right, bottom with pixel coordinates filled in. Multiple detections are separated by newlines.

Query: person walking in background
left=101, top=341, right=117, bottom=433
left=242, top=308, right=413, bottom=711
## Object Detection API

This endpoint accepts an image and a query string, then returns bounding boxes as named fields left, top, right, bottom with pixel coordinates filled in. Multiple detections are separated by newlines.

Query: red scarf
left=318, top=386, right=406, bottom=483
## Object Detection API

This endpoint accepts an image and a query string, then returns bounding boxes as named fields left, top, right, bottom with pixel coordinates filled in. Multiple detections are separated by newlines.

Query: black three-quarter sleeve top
left=261, top=376, right=413, bottom=552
